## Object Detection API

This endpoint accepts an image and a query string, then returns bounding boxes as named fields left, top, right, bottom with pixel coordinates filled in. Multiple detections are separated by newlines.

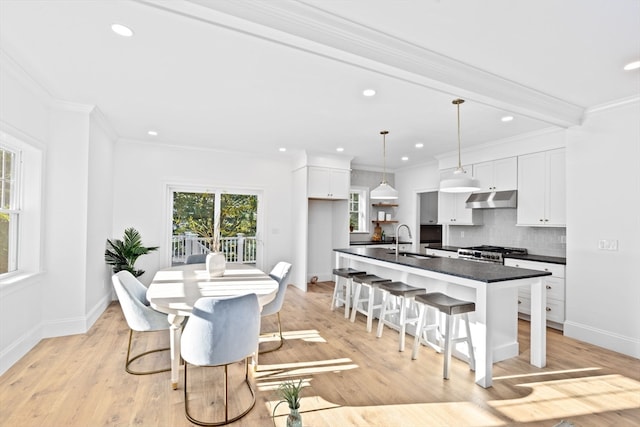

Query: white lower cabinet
left=504, top=258, right=566, bottom=330
left=425, top=248, right=459, bottom=259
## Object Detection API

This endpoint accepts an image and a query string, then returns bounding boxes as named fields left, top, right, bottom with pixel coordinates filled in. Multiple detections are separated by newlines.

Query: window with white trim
left=0, top=146, right=19, bottom=274
left=349, top=187, right=369, bottom=233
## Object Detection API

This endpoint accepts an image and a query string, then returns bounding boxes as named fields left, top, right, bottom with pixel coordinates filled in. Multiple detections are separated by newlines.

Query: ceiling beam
left=139, top=0, right=584, bottom=127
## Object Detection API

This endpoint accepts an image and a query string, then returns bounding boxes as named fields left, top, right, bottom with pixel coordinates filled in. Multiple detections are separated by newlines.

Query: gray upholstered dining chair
left=185, top=253, right=207, bottom=264
left=259, top=261, right=292, bottom=354
left=181, top=293, right=261, bottom=426
left=111, top=271, right=171, bottom=375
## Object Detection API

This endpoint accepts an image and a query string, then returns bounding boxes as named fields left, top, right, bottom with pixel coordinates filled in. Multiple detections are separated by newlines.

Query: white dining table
left=147, top=263, right=279, bottom=389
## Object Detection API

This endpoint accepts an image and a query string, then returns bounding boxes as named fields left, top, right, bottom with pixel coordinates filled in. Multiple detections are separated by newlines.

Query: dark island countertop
left=334, top=247, right=551, bottom=283
left=349, top=240, right=412, bottom=246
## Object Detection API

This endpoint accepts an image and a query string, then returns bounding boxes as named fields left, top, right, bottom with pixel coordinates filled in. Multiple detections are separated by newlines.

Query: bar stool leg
left=350, top=282, right=363, bottom=323
left=343, top=279, right=351, bottom=318
left=443, top=313, right=453, bottom=380
left=330, top=274, right=341, bottom=311
left=463, top=313, right=475, bottom=371
left=365, top=285, right=376, bottom=333
left=398, top=296, right=407, bottom=351
left=376, top=291, right=390, bottom=338
left=411, top=304, right=427, bottom=359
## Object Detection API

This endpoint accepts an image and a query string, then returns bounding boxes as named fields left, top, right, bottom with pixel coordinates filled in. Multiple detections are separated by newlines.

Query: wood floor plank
left=1, top=281, right=638, bottom=426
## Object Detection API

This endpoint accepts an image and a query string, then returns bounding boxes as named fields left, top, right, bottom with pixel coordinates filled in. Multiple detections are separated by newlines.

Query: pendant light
left=370, top=130, right=399, bottom=200
left=439, top=99, right=481, bottom=193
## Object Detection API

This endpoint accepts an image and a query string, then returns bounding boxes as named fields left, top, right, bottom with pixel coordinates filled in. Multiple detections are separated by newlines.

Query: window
left=349, top=187, right=369, bottom=232
left=170, top=187, right=261, bottom=266
left=0, top=146, right=19, bottom=274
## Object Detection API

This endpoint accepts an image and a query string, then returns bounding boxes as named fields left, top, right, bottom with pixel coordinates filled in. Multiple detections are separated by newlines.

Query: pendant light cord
left=380, top=130, right=389, bottom=183
left=453, top=99, right=465, bottom=170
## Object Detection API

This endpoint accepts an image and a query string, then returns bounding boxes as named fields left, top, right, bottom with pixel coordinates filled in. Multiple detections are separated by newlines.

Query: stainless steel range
left=457, top=245, right=527, bottom=264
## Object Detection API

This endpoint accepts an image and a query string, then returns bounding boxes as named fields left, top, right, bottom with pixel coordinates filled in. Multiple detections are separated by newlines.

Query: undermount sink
left=386, top=251, right=432, bottom=260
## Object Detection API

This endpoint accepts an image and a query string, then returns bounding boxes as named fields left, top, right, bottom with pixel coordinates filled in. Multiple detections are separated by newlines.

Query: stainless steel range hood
left=465, top=190, right=517, bottom=209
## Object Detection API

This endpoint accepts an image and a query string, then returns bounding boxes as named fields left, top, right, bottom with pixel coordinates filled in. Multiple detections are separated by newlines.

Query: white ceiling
left=1, top=0, right=638, bottom=170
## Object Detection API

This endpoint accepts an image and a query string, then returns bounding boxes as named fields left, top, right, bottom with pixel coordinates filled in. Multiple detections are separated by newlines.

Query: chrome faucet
left=395, top=223, right=412, bottom=257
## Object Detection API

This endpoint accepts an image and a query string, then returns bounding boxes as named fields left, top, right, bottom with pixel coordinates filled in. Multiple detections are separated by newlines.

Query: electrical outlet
left=598, top=239, right=618, bottom=251
left=560, top=235, right=566, bottom=244
left=461, top=231, right=465, bottom=238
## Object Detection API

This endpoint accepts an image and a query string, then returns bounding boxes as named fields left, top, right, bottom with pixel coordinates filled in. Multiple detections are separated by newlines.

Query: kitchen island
left=334, top=247, right=552, bottom=388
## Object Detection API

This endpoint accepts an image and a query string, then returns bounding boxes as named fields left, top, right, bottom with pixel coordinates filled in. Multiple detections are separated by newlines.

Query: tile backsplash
left=449, top=209, right=566, bottom=257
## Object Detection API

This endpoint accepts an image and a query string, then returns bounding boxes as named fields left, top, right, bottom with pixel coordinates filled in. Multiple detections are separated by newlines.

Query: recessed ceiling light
left=111, top=23, right=134, bottom=37
left=401, top=156, right=409, bottom=161
left=147, top=130, right=158, bottom=136
left=336, top=147, right=344, bottom=152
left=501, top=116, right=514, bottom=122
left=415, top=143, right=424, bottom=148
left=279, top=147, right=287, bottom=152
left=362, top=89, right=376, bottom=97
left=624, top=60, right=640, bottom=71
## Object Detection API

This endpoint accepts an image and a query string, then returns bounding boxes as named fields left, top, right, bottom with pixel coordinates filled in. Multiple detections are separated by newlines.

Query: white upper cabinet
left=438, top=167, right=482, bottom=225
left=473, top=157, right=518, bottom=192
left=517, top=148, right=566, bottom=226
left=307, top=166, right=350, bottom=199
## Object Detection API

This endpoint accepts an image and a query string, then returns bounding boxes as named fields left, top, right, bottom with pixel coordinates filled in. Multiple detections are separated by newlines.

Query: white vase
left=205, top=252, right=226, bottom=277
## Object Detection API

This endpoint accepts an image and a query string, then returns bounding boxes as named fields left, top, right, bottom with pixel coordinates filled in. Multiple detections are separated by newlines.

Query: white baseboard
left=0, top=322, right=42, bottom=376
left=86, top=293, right=113, bottom=330
left=1, top=293, right=113, bottom=375
left=564, top=320, right=640, bottom=359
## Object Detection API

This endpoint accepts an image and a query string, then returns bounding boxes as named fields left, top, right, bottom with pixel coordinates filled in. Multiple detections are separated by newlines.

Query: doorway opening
left=170, top=188, right=261, bottom=267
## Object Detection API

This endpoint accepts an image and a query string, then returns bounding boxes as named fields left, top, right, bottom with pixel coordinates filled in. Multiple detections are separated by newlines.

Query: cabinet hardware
left=546, top=285, right=551, bottom=289
left=518, top=300, right=522, bottom=304
left=546, top=307, right=551, bottom=311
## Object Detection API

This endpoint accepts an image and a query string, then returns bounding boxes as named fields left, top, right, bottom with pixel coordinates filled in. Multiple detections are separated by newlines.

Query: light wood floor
left=1, top=281, right=639, bottom=427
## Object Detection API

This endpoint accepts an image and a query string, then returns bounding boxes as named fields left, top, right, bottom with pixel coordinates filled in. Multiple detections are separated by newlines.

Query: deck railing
left=172, top=232, right=257, bottom=264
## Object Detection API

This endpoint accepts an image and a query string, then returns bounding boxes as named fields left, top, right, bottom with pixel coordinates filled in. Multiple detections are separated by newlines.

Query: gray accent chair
left=181, top=293, right=260, bottom=426
left=185, top=253, right=207, bottom=264
left=111, top=271, right=171, bottom=375
left=259, top=261, right=292, bottom=354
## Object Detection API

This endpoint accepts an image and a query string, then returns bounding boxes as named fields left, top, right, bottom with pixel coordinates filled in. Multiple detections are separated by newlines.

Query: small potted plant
left=104, top=227, right=158, bottom=277
left=272, top=379, right=303, bottom=427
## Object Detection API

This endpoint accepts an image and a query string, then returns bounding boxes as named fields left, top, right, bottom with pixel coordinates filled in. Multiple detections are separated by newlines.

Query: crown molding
left=0, top=48, right=52, bottom=102
left=49, top=99, right=95, bottom=114
left=89, top=107, right=119, bottom=142
left=138, top=0, right=584, bottom=128
left=584, top=95, right=640, bottom=116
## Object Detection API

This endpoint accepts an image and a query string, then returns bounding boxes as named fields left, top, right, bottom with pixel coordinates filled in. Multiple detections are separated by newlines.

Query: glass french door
left=169, top=186, right=261, bottom=267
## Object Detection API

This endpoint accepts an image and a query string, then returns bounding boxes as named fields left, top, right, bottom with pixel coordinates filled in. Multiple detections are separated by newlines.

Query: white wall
left=111, top=142, right=294, bottom=284
left=564, top=100, right=640, bottom=358
left=0, top=53, right=116, bottom=374
left=0, top=53, right=48, bottom=374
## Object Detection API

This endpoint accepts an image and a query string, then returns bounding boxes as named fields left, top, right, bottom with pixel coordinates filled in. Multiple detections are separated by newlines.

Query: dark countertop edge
left=504, top=254, right=566, bottom=265
left=349, top=241, right=412, bottom=246
left=335, top=247, right=551, bottom=284
left=423, top=245, right=460, bottom=252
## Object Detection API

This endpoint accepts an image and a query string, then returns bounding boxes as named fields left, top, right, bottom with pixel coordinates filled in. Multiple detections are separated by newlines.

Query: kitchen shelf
left=372, top=203, right=398, bottom=207
left=372, top=220, right=398, bottom=224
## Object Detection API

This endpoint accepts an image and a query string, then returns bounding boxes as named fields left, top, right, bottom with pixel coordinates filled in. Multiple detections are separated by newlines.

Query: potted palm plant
left=272, top=379, right=303, bottom=427
left=104, top=227, right=158, bottom=277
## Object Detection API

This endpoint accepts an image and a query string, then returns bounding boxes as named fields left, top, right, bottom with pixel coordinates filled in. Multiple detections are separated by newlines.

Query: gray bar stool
left=376, top=282, right=426, bottom=351
left=411, top=292, right=476, bottom=380
left=331, top=268, right=366, bottom=318
left=350, top=274, right=392, bottom=332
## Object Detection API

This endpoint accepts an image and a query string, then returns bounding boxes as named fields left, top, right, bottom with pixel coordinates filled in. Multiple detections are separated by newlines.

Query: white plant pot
left=205, top=252, right=226, bottom=277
